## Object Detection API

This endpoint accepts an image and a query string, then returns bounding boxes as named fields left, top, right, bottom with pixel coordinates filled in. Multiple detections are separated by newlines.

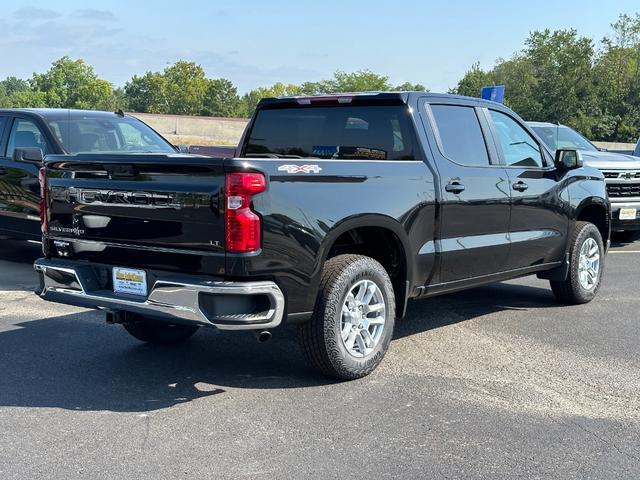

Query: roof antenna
left=115, top=109, right=125, bottom=117
left=555, top=120, right=560, bottom=152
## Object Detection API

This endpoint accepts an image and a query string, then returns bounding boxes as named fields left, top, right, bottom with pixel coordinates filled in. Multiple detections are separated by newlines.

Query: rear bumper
left=34, top=258, right=285, bottom=331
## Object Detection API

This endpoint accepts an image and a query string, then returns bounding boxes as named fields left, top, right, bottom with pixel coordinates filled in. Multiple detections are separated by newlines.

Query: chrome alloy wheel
left=340, top=279, right=386, bottom=358
left=578, top=237, right=600, bottom=290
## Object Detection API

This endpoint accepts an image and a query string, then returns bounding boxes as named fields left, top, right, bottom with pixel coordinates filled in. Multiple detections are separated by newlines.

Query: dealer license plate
left=619, top=208, right=637, bottom=221
left=113, top=267, right=147, bottom=296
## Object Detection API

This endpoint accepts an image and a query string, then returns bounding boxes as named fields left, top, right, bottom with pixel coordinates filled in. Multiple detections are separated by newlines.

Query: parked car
left=31, top=93, right=609, bottom=379
left=529, top=122, right=640, bottom=232
left=0, top=108, right=178, bottom=240
left=188, top=145, right=238, bottom=157
left=634, top=137, right=640, bottom=157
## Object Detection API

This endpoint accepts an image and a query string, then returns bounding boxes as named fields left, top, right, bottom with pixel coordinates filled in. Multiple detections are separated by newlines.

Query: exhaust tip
left=253, top=330, right=272, bottom=343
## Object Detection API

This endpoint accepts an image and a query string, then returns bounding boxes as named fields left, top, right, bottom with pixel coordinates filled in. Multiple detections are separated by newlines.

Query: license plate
left=619, top=208, right=637, bottom=221
left=113, top=267, right=147, bottom=296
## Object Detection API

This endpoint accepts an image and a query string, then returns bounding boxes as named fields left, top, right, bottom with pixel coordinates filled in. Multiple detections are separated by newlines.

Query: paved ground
left=0, top=237, right=639, bottom=479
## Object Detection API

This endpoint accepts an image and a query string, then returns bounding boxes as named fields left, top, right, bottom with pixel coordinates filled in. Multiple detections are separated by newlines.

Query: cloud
left=13, top=6, right=61, bottom=20
left=75, top=9, right=117, bottom=22
left=0, top=12, right=321, bottom=93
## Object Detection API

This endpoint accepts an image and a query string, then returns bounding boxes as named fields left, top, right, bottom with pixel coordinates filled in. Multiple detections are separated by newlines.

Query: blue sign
left=481, top=85, right=505, bottom=104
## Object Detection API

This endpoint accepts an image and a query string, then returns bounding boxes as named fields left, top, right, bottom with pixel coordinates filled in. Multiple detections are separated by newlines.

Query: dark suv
left=0, top=109, right=176, bottom=240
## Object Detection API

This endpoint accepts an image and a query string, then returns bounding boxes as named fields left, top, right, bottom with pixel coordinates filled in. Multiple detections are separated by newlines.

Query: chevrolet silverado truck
left=28, top=93, right=610, bottom=379
left=0, top=108, right=179, bottom=241
left=529, top=122, right=640, bottom=232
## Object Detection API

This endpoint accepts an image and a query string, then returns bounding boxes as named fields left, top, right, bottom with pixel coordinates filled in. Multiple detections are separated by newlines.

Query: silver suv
left=529, top=122, right=640, bottom=233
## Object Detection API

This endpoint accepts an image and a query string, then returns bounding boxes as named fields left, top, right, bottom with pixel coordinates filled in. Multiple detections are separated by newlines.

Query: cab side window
left=6, top=119, right=49, bottom=159
left=430, top=104, right=490, bottom=166
left=489, top=110, right=544, bottom=168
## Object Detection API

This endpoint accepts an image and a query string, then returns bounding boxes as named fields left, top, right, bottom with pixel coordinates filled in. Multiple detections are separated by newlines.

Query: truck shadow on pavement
left=0, top=281, right=560, bottom=413
left=610, top=231, right=640, bottom=248
left=0, top=240, right=42, bottom=291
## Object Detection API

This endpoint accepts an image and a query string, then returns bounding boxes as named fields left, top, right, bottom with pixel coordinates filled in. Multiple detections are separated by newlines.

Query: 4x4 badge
left=278, top=164, right=322, bottom=174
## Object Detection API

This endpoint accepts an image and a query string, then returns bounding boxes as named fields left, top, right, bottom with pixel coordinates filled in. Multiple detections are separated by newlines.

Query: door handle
left=512, top=181, right=529, bottom=192
left=445, top=181, right=465, bottom=194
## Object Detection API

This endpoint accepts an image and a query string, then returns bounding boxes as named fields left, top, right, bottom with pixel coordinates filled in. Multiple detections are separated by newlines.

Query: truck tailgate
left=44, top=154, right=226, bottom=273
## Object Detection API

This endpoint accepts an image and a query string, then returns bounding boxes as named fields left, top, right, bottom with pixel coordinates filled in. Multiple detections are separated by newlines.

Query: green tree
left=162, top=61, right=208, bottom=115
left=395, top=81, right=428, bottom=92
left=0, top=76, right=39, bottom=107
left=452, top=62, right=496, bottom=97
left=7, top=90, right=47, bottom=108
left=320, top=69, right=392, bottom=93
left=524, top=29, right=596, bottom=131
left=124, top=72, right=167, bottom=113
left=201, top=78, right=242, bottom=117
left=453, top=29, right=598, bottom=136
left=241, top=82, right=303, bottom=117
left=30, top=57, right=118, bottom=110
left=2, top=77, right=30, bottom=96
left=593, top=13, right=640, bottom=141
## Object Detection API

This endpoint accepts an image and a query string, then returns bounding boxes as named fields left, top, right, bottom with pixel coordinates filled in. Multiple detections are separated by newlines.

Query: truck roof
left=0, top=108, right=129, bottom=120
left=257, top=91, right=508, bottom=109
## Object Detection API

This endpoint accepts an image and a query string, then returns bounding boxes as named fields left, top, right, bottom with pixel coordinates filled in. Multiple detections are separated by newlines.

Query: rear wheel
left=298, top=254, right=395, bottom=380
left=550, top=221, right=604, bottom=304
left=122, top=316, right=199, bottom=345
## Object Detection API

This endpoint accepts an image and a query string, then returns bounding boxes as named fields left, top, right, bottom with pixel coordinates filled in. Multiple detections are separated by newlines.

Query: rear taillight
left=225, top=172, right=266, bottom=253
left=38, top=167, right=48, bottom=234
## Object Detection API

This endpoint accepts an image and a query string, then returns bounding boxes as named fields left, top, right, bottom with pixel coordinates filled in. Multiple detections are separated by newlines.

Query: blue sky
left=0, top=0, right=638, bottom=93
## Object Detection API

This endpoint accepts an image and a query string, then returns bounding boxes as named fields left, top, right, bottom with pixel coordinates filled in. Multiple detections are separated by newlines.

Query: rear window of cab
left=245, top=105, right=422, bottom=160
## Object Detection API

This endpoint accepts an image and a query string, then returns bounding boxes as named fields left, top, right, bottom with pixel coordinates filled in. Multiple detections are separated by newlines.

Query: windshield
left=531, top=125, right=598, bottom=152
left=245, top=105, right=421, bottom=160
left=45, top=114, right=176, bottom=154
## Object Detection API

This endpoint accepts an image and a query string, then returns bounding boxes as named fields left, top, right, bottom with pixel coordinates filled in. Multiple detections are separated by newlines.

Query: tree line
left=0, top=58, right=425, bottom=120
left=1, top=12, right=639, bottom=142
left=453, top=13, right=640, bottom=142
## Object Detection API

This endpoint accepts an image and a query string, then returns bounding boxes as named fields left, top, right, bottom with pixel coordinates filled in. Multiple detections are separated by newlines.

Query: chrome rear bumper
left=34, top=258, right=285, bottom=331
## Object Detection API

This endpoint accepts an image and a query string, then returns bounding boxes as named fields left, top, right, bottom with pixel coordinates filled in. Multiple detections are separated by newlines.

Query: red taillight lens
left=225, top=172, right=266, bottom=253
left=38, top=167, right=48, bottom=235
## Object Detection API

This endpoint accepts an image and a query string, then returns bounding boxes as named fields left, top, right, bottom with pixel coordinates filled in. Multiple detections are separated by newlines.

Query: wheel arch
left=315, top=214, right=414, bottom=318
left=574, top=197, right=611, bottom=245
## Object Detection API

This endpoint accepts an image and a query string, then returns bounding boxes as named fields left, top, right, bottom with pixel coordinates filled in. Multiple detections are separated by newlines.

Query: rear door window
left=6, top=118, right=49, bottom=159
left=430, top=104, right=490, bottom=166
left=245, top=105, right=421, bottom=160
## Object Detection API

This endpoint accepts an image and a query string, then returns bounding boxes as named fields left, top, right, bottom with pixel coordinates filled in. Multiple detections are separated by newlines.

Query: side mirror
left=555, top=149, right=583, bottom=170
left=13, top=147, right=44, bottom=165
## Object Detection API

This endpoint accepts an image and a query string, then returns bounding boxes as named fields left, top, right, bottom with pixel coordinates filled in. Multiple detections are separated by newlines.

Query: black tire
left=550, top=221, right=605, bottom=305
left=298, top=254, right=396, bottom=380
left=122, top=316, right=199, bottom=345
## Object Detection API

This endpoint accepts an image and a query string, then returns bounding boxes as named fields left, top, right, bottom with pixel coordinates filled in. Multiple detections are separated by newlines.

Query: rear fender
left=314, top=214, right=414, bottom=318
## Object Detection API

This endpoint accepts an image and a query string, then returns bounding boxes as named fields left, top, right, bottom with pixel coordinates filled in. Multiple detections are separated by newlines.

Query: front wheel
left=550, top=221, right=605, bottom=304
left=298, top=254, right=396, bottom=380
left=122, top=316, right=199, bottom=345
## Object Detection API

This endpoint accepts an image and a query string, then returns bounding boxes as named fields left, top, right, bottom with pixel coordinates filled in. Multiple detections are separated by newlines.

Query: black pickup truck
left=29, top=93, right=610, bottom=379
left=0, top=108, right=178, bottom=240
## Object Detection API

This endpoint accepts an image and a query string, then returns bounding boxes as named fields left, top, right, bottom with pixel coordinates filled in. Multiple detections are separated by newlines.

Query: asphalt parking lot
left=0, top=238, right=639, bottom=479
